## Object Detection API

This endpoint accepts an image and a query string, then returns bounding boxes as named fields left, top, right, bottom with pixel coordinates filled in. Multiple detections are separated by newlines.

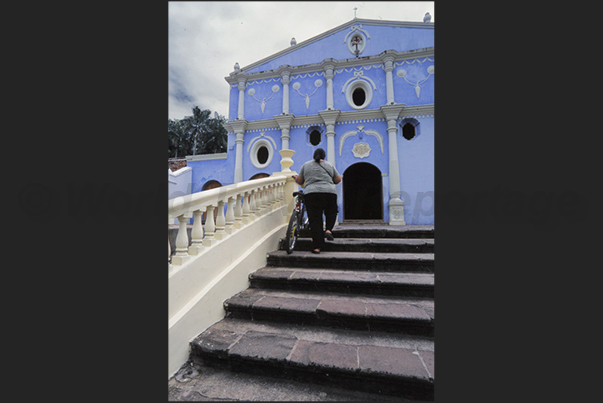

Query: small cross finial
left=353, top=7, right=357, bottom=18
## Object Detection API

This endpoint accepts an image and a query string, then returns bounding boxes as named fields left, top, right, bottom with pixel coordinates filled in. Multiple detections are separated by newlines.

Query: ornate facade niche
left=344, top=24, right=371, bottom=56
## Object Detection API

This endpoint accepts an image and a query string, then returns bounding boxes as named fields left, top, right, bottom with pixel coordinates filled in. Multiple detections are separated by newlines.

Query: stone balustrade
left=168, top=175, right=289, bottom=271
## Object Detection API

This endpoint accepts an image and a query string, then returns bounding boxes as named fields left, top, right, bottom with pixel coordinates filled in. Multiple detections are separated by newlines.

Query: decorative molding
left=397, top=64, right=434, bottom=98
left=185, top=153, right=228, bottom=162
left=351, top=142, right=372, bottom=158
left=344, top=25, right=370, bottom=56
left=340, top=70, right=377, bottom=93
left=226, top=48, right=434, bottom=85
left=225, top=104, right=434, bottom=133
left=246, top=132, right=277, bottom=153
left=291, top=78, right=323, bottom=109
left=247, top=85, right=280, bottom=114
left=339, top=125, right=383, bottom=156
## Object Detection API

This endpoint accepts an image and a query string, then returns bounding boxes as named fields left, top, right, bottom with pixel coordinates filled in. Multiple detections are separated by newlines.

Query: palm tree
left=168, top=118, right=187, bottom=158
left=184, top=106, right=211, bottom=156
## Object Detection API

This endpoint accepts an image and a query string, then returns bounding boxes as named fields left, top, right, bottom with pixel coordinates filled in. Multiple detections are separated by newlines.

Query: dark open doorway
left=342, top=162, right=383, bottom=221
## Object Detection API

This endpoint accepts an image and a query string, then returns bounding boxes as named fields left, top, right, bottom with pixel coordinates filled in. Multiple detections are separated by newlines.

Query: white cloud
left=168, top=1, right=434, bottom=120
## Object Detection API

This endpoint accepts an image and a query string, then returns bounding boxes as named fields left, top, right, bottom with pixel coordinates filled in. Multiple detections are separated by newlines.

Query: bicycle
left=285, top=190, right=309, bottom=254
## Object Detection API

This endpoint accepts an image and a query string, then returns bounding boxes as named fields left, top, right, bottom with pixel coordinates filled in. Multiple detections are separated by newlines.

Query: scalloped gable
left=240, top=19, right=433, bottom=75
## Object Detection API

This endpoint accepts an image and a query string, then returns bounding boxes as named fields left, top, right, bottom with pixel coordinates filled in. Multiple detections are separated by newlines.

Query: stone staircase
left=188, top=224, right=434, bottom=400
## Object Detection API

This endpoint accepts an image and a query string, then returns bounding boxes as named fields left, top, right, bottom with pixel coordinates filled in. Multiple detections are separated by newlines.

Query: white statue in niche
left=351, top=142, right=371, bottom=159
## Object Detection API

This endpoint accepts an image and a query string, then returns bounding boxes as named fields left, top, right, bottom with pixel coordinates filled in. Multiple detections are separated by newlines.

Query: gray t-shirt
left=298, top=160, right=340, bottom=195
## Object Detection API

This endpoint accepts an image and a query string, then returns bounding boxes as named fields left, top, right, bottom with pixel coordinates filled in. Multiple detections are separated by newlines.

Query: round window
left=345, top=79, right=373, bottom=110
left=250, top=139, right=274, bottom=169
left=257, top=146, right=269, bottom=164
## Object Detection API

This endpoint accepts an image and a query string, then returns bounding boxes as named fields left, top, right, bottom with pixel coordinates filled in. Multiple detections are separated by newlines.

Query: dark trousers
left=304, top=193, right=338, bottom=250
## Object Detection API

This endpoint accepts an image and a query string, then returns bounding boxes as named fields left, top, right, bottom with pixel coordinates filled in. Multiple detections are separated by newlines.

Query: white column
left=318, top=109, right=340, bottom=165
left=235, top=130, right=244, bottom=183
left=237, top=78, right=246, bottom=120
left=383, top=56, right=395, bottom=105
left=228, top=120, right=247, bottom=183
left=326, top=125, right=336, bottom=163
left=274, top=114, right=294, bottom=150
left=381, top=104, right=406, bottom=225
left=324, top=64, right=334, bottom=110
left=281, top=71, right=290, bottom=114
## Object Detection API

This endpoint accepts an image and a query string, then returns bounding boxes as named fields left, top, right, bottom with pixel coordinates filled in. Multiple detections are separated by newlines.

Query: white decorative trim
left=246, top=132, right=277, bottom=153
left=186, top=153, right=228, bottom=162
left=291, top=78, right=323, bottom=109
left=290, top=71, right=324, bottom=80
left=351, top=142, right=372, bottom=158
left=226, top=104, right=434, bottom=133
left=344, top=25, right=370, bottom=56
left=343, top=77, right=375, bottom=110
left=247, top=85, right=280, bottom=114
left=396, top=63, right=434, bottom=99
left=249, top=138, right=275, bottom=169
left=340, top=70, right=377, bottom=93
left=363, top=129, right=384, bottom=154
left=339, top=125, right=384, bottom=156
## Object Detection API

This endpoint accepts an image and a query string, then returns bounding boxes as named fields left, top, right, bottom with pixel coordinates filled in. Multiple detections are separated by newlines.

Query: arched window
left=402, top=123, right=415, bottom=140
left=306, top=125, right=324, bottom=146
left=400, top=118, right=421, bottom=141
left=309, top=130, right=321, bottom=146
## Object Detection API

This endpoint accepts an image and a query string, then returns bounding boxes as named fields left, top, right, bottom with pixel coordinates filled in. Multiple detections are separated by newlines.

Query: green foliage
left=168, top=106, right=228, bottom=158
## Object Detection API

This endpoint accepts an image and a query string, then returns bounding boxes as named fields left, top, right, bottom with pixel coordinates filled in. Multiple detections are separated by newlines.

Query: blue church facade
left=186, top=17, right=434, bottom=225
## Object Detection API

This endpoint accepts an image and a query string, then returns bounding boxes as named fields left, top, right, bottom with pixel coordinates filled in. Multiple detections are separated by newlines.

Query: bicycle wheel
left=285, top=209, right=299, bottom=254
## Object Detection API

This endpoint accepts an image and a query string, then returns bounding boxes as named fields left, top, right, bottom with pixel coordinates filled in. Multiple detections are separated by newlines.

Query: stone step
left=332, top=224, right=434, bottom=239
left=190, top=318, right=434, bottom=400
left=283, top=237, right=434, bottom=253
left=250, top=267, right=434, bottom=298
left=223, top=289, right=434, bottom=336
left=267, top=250, right=434, bottom=272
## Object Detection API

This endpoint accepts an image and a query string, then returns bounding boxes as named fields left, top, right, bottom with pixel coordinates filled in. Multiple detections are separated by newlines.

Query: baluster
left=215, top=200, right=226, bottom=239
left=225, top=196, right=235, bottom=234
left=172, top=214, right=191, bottom=265
left=242, top=191, right=252, bottom=223
left=259, top=187, right=267, bottom=215
left=234, top=193, right=243, bottom=228
left=203, top=205, right=216, bottom=246
left=249, top=190, right=257, bottom=220
left=268, top=185, right=275, bottom=210
left=189, top=209, right=204, bottom=255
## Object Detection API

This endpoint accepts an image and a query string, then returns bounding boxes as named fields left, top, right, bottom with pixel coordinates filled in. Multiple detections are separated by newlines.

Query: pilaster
left=318, top=109, right=341, bottom=164
left=273, top=114, right=295, bottom=150
left=324, top=64, right=335, bottom=110
left=380, top=104, right=406, bottom=225
left=280, top=70, right=291, bottom=114
left=225, top=119, right=248, bottom=183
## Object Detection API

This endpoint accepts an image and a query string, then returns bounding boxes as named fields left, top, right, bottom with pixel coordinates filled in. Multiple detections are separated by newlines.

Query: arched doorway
left=342, top=162, right=383, bottom=221
left=202, top=180, right=222, bottom=191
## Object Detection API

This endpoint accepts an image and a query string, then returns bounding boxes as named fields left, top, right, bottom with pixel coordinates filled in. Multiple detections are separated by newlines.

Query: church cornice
left=225, top=47, right=434, bottom=85
left=224, top=104, right=434, bottom=134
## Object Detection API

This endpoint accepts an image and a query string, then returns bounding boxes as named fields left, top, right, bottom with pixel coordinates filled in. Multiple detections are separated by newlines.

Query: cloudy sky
left=168, top=1, right=434, bottom=121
